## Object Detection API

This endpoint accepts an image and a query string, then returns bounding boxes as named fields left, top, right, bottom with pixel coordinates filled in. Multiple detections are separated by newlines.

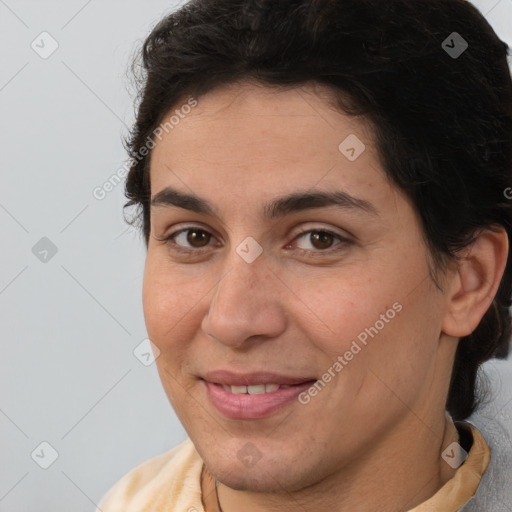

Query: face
left=143, top=80, right=454, bottom=492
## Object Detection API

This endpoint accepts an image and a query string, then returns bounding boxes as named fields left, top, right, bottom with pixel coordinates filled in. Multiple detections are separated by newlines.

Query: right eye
left=161, top=226, right=216, bottom=253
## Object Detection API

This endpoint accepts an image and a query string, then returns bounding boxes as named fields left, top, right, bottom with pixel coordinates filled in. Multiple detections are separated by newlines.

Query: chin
left=204, top=447, right=313, bottom=494
left=215, top=467, right=297, bottom=493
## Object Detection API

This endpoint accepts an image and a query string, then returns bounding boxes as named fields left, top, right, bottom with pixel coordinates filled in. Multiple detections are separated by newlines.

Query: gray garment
left=459, top=361, right=512, bottom=512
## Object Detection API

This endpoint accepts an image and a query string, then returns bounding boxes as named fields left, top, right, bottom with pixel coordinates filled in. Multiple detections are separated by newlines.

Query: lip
left=202, top=369, right=316, bottom=387
left=202, top=375, right=317, bottom=420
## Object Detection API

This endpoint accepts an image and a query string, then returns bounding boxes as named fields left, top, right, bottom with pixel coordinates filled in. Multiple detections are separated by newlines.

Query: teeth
left=231, top=385, right=248, bottom=394
left=220, top=383, right=287, bottom=394
left=248, top=384, right=266, bottom=395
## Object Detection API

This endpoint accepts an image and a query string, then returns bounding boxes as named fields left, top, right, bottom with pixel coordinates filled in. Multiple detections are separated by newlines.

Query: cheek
left=338, top=281, right=442, bottom=407
left=142, top=259, right=207, bottom=408
left=142, top=257, right=207, bottom=348
left=292, top=256, right=440, bottom=389
left=289, top=268, right=402, bottom=353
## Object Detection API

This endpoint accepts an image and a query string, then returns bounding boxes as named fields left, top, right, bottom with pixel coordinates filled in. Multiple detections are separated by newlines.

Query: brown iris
left=187, top=229, right=211, bottom=247
left=309, top=231, right=335, bottom=250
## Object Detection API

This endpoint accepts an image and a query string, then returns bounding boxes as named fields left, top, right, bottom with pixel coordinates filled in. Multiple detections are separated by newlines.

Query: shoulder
left=96, top=438, right=205, bottom=512
left=462, top=360, right=512, bottom=511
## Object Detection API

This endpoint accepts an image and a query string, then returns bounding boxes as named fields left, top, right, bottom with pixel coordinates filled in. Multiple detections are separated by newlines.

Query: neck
left=216, top=413, right=460, bottom=512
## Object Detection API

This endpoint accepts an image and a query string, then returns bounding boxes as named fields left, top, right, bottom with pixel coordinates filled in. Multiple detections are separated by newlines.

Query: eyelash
left=158, top=226, right=351, bottom=257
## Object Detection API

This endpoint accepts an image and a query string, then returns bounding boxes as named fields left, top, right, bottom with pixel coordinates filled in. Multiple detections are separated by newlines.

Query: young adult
left=97, top=1, right=512, bottom=510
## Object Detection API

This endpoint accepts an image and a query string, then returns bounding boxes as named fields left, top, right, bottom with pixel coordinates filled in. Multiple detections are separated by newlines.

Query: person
left=96, top=0, right=512, bottom=510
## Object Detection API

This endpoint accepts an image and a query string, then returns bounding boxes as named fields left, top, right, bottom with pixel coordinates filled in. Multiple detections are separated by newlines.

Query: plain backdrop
left=1, top=1, right=512, bottom=511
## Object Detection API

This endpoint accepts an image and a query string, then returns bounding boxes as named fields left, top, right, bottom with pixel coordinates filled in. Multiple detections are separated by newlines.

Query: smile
left=202, top=379, right=316, bottom=419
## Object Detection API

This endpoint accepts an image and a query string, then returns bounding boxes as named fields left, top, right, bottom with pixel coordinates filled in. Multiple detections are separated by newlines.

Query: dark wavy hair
left=123, top=0, right=512, bottom=421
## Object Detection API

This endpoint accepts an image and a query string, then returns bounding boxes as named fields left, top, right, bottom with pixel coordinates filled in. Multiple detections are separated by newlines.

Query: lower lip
left=203, top=379, right=316, bottom=420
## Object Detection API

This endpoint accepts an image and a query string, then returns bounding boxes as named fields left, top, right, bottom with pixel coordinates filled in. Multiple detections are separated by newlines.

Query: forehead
left=149, top=80, right=381, bottom=192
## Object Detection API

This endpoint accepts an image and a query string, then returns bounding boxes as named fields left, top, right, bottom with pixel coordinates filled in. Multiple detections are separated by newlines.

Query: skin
left=143, top=80, right=508, bottom=512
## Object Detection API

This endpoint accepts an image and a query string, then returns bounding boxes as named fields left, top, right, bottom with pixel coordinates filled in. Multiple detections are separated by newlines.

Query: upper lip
left=202, top=370, right=317, bottom=386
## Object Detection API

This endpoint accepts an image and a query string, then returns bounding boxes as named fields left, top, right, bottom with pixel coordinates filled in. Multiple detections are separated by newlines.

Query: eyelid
left=291, top=224, right=351, bottom=240
left=157, top=221, right=220, bottom=241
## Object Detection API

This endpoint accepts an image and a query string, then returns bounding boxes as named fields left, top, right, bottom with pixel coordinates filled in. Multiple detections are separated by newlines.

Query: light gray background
left=1, top=1, right=512, bottom=511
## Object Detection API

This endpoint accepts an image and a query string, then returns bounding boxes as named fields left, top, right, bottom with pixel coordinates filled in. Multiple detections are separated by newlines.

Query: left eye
left=293, top=229, right=347, bottom=251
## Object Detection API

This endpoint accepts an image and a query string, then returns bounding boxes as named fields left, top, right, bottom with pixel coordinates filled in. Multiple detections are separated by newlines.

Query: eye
left=158, top=225, right=350, bottom=256
left=162, top=227, right=215, bottom=252
left=291, top=228, right=349, bottom=253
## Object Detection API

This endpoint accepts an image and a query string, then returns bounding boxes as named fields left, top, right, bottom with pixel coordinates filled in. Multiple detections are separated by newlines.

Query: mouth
left=200, top=372, right=317, bottom=420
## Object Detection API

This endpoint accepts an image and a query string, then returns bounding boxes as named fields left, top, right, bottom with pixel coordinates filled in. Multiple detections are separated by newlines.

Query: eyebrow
left=150, top=186, right=378, bottom=219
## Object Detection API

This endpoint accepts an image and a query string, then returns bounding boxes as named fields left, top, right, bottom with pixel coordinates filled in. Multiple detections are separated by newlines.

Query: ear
left=442, top=227, right=509, bottom=338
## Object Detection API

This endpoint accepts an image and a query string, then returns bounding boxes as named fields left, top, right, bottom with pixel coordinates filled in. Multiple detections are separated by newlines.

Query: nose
left=201, top=247, right=287, bottom=349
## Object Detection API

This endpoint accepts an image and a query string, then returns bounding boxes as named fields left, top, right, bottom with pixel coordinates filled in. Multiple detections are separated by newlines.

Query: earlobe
left=441, top=227, right=508, bottom=339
